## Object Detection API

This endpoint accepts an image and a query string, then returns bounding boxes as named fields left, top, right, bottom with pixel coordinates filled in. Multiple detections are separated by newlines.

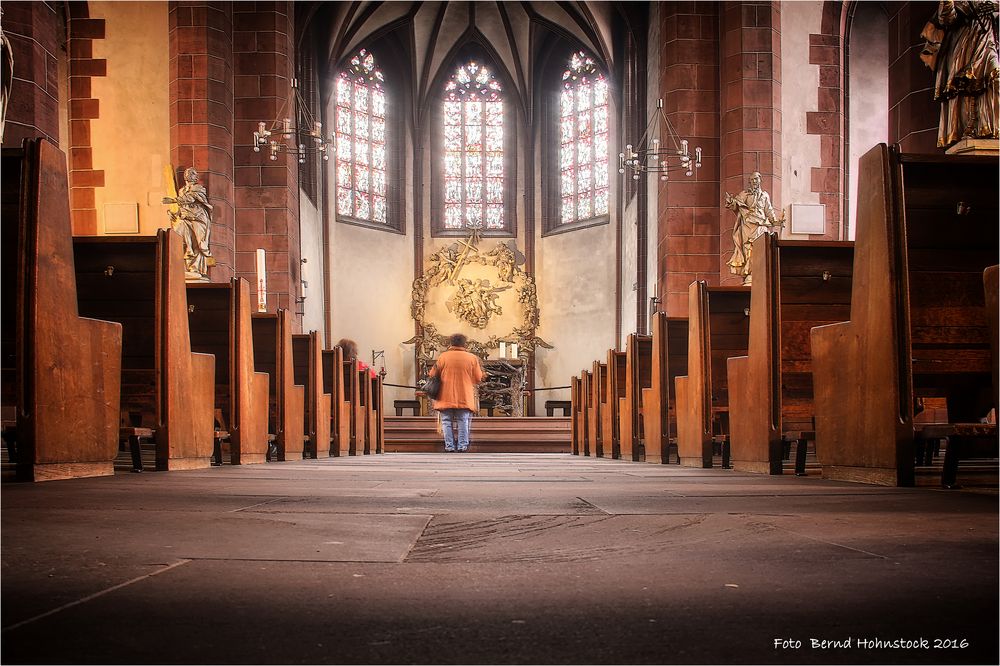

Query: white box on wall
left=103, top=202, right=139, bottom=234
left=789, top=203, right=826, bottom=235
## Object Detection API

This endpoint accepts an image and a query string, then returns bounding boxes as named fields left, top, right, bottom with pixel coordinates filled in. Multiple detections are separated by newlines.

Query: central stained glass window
left=335, top=49, right=387, bottom=224
left=443, top=62, right=505, bottom=230
left=559, top=51, right=609, bottom=224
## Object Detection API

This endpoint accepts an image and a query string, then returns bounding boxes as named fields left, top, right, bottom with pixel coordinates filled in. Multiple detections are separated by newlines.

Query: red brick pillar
left=657, top=2, right=721, bottom=317
left=888, top=2, right=939, bottom=153
left=67, top=7, right=107, bottom=235
left=719, top=1, right=782, bottom=284
left=168, top=1, right=235, bottom=280
left=2, top=2, right=61, bottom=148
left=805, top=2, right=844, bottom=238
left=233, top=2, right=300, bottom=318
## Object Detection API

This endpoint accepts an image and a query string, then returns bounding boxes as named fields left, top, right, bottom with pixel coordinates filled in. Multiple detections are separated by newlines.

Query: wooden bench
left=356, top=362, right=375, bottom=454
left=187, top=279, right=269, bottom=465
left=341, top=358, right=364, bottom=455
left=675, top=283, right=751, bottom=468
left=570, top=376, right=581, bottom=455
left=74, top=229, right=215, bottom=471
left=394, top=399, right=420, bottom=416
left=579, top=370, right=593, bottom=456
left=603, top=350, right=627, bottom=459
left=321, top=346, right=351, bottom=456
left=251, top=310, right=304, bottom=461
left=1, top=139, right=123, bottom=481
left=370, top=374, right=385, bottom=454
left=587, top=362, right=604, bottom=457
left=292, top=331, right=331, bottom=458
left=728, top=236, right=854, bottom=475
left=622, top=333, right=653, bottom=462
left=544, top=400, right=572, bottom=416
left=812, top=144, right=998, bottom=487
left=641, top=314, right=688, bottom=464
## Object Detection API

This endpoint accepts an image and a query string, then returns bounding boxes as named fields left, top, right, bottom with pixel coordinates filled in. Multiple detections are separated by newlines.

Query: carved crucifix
left=447, top=225, right=482, bottom=284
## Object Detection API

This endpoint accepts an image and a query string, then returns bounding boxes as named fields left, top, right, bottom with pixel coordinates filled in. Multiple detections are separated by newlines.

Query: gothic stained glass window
left=559, top=51, right=609, bottom=224
left=335, top=49, right=388, bottom=224
left=443, top=61, right=505, bottom=230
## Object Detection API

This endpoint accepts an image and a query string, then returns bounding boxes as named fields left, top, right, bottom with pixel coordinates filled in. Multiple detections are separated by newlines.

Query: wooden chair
left=251, top=310, right=304, bottom=461
left=811, top=144, right=998, bottom=487
left=728, top=236, right=854, bottom=475
left=642, top=313, right=689, bottom=464
left=321, top=346, right=351, bottom=456
left=604, top=350, right=626, bottom=459
left=74, top=230, right=215, bottom=471
left=570, top=376, right=581, bottom=455
left=187, top=278, right=269, bottom=465
left=1, top=139, right=123, bottom=481
left=674, top=282, right=751, bottom=468
left=623, top=333, right=653, bottom=462
left=292, top=331, right=331, bottom=459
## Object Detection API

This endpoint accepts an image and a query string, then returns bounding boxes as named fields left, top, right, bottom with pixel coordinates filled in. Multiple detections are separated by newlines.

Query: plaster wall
left=89, top=1, right=171, bottom=236
left=779, top=0, right=824, bottom=237
left=298, top=191, right=326, bottom=338
left=535, top=221, right=616, bottom=408
left=620, top=196, right=637, bottom=347
left=329, top=213, right=414, bottom=408
left=847, top=4, right=889, bottom=241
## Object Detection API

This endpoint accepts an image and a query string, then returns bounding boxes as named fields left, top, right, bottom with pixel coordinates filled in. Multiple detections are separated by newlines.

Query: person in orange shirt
left=429, top=333, right=485, bottom=452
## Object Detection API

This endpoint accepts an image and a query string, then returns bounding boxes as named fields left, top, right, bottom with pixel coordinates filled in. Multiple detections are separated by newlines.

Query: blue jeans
left=440, top=409, right=472, bottom=451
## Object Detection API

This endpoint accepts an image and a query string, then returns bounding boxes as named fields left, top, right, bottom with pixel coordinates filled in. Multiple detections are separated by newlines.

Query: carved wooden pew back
left=675, top=283, right=751, bottom=468
left=811, top=144, right=998, bottom=486
left=74, top=230, right=215, bottom=470
left=728, top=236, right=853, bottom=474
left=251, top=310, right=304, bottom=461
left=2, top=139, right=123, bottom=481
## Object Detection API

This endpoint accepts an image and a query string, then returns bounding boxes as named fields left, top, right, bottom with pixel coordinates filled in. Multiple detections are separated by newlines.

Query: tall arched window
left=442, top=61, right=505, bottom=230
left=335, top=49, right=388, bottom=225
left=559, top=51, right=609, bottom=225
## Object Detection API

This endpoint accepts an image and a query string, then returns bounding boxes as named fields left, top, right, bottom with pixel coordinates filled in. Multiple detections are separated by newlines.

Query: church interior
left=1, top=1, right=998, bottom=664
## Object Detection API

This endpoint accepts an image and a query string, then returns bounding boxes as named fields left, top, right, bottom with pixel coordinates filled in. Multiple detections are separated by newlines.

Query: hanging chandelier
left=252, top=78, right=330, bottom=164
left=619, top=99, right=702, bottom=181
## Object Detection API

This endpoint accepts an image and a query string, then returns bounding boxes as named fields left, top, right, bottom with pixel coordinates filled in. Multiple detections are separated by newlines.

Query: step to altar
left=384, top=416, right=571, bottom=453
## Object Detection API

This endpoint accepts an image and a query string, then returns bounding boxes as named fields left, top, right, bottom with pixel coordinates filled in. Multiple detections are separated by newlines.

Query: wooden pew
left=811, top=144, right=998, bottom=486
left=642, top=313, right=689, bottom=464
left=187, top=279, right=269, bottom=465
left=370, top=374, right=385, bottom=454
left=1, top=139, right=122, bottom=481
left=570, top=376, right=581, bottom=455
left=623, top=333, right=653, bottom=462
left=292, top=331, right=331, bottom=459
left=728, top=236, right=854, bottom=475
left=604, top=350, right=626, bottom=459
left=986, top=266, right=999, bottom=416
left=251, top=310, right=305, bottom=461
left=74, top=230, right=215, bottom=471
left=675, top=282, right=751, bottom=468
left=342, top=358, right=363, bottom=455
left=589, top=360, right=605, bottom=458
left=579, top=370, right=592, bottom=456
left=356, top=362, right=374, bottom=454
left=322, top=346, right=351, bottom=456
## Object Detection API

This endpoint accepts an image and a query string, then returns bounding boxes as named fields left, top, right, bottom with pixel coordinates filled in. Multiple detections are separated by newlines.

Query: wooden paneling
left=728, top=236, right=854, bottom=475
left=811, top=144, right=998, bottom=486
left=4, top=140, right=123, bottom=481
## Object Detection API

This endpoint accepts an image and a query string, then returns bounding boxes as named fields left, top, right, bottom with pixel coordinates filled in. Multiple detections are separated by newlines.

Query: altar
left=479, top=359, right=528, bottom=417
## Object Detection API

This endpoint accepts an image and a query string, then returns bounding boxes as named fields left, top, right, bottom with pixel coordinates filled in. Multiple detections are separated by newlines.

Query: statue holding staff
left=725, top=172, right=785, bottom=286
left=163, top=167, right=214, bottom=281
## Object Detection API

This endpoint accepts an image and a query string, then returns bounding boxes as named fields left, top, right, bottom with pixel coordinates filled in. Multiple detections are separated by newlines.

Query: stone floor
left=1, top=453, right=997, bottom=665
